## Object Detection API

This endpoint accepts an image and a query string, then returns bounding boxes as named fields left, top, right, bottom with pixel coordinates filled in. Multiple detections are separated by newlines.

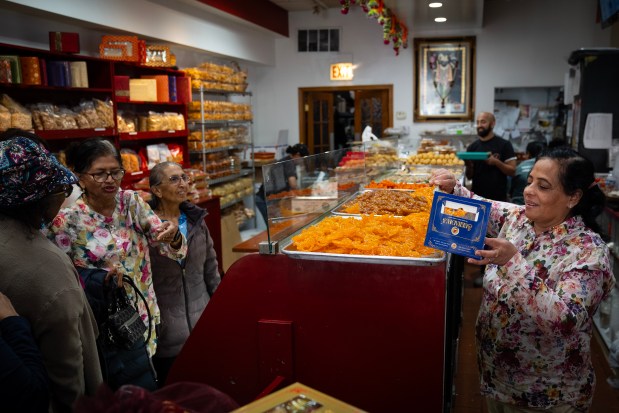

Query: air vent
left=298, top=29, right=340, bottom=52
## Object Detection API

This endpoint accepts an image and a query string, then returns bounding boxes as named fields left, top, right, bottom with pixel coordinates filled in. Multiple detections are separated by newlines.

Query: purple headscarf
left=0, top=136, right=78, bottom=207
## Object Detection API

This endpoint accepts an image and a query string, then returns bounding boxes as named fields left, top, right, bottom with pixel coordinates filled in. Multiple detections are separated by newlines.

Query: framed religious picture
left=414, top=36, right=476, bottom=122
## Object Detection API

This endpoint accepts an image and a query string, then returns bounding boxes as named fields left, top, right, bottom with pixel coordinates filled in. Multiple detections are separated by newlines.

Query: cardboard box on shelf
left=49, top=32, right=80, bottom=53
left=129, top=78, right=157, bottom=102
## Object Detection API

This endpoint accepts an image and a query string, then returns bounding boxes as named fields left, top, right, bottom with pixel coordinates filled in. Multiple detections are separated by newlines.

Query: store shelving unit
left=188, top=86, right=254, bottom=222
left=0, top=42, right=190, bottom=186
left=0, top=42, right=114, bottom=150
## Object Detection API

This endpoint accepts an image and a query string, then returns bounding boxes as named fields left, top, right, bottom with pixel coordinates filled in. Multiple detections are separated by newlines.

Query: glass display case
left=170, top=138, right=465, bottom=412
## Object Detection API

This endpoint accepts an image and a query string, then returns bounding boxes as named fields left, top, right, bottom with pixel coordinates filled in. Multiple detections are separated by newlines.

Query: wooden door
left=354, top=89, right=390, bottom=139
left=306, top=92, right=334, bottom=155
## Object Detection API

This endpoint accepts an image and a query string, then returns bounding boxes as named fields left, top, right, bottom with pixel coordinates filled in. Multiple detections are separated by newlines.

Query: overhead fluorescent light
left=429, top=2, right=443, bottom=7
left=435, top=17, right=447, bottom=22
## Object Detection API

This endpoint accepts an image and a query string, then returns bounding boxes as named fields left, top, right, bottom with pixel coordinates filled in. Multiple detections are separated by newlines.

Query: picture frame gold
left=100, top=35, right=140, bottom=62
left=414, top=36, right=476, bottom=122
left=144, top=45, right=172, bottom=67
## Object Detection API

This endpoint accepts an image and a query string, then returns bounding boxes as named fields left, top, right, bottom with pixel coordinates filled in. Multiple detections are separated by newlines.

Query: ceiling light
left=435, top=17, right=447, bottom=22
left=429, top=2, right=443, bottom=7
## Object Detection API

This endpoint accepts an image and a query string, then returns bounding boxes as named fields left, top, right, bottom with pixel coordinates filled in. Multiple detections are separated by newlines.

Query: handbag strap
left=121, top=275, right=153, bottom=346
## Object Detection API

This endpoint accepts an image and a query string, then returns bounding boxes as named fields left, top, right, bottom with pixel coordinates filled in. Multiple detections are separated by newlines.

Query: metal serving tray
left=280, top=239, right=445, bottom=266
left=279, top=214, right=446, bottom=266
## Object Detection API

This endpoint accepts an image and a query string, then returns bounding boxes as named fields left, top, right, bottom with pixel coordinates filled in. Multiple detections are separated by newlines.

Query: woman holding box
left=430, top=147, right=614, bottom=413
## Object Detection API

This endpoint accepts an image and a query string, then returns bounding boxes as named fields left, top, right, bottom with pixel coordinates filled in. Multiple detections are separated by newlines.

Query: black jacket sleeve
left=0, top=316, right=49, bottom=413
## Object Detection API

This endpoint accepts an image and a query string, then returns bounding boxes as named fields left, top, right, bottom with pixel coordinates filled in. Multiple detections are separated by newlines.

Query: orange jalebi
left=291, top=214, right=439, bottom=257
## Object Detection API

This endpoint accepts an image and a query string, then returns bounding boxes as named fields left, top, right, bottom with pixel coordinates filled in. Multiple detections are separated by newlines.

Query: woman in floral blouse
left=431, top=147, right=614, bottom=412
left=47, top=138, right=187, bottom=390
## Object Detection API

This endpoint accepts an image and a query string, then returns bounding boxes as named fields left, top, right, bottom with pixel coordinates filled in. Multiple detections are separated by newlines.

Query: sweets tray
left=279, top=214, right=445, bottom=266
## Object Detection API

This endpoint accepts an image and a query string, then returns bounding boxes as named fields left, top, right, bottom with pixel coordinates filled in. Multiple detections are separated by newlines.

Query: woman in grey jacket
left=148, top=162, right=221, bottom=386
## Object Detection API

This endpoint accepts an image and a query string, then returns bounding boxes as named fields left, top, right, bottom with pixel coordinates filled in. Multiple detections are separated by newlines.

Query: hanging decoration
left=340, top=0, right=409, bottom=56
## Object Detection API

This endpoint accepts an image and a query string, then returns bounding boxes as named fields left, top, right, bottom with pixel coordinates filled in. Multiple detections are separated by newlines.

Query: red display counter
left=168, top=252, right=462, bottom=412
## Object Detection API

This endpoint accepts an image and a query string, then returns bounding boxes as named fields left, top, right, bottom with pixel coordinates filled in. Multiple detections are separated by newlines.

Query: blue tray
left=456, top=152, right=490, bottom=160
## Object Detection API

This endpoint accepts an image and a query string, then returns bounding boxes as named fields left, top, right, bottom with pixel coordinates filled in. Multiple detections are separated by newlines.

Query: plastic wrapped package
left=167, top=143, right=183, bottom=164
left=0, top=94, right=32, bottom=130
left=93, top=98, right=114, bottom=127
left=147, top=111, right=164, bottom=131
left=0, top=104, right=10, bottom=131
left=120, top=148, right=141, bottom=173
left=117, top=111, right=137, bottom=133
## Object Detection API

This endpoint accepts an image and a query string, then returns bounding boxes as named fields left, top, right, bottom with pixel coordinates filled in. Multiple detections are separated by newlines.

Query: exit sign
left=330, top=63, right=353, bottom=80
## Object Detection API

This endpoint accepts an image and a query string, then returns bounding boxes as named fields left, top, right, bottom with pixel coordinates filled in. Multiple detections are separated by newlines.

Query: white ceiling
left=269, top=0, right=486, bottom=32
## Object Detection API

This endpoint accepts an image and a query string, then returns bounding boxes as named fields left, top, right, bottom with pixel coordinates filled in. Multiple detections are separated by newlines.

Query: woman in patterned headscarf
left=0, top=130, right=102, bottom=412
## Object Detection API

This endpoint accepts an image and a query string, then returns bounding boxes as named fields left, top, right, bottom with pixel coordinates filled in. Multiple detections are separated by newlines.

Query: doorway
left=298, top=85, right=393, bottom=155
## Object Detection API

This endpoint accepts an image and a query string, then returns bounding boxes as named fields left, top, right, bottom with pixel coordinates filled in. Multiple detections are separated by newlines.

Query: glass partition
left=259, top=138, right=406, bottom=253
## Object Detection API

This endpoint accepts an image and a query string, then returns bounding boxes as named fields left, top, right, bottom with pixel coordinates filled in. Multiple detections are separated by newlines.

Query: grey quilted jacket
left=148, top=201, right=220, bottom=358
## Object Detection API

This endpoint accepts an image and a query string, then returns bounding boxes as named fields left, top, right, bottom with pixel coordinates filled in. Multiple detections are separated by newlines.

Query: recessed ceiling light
left=435, top=17, right=447, bottom=22
left=429, top=2, right=443, bottom=7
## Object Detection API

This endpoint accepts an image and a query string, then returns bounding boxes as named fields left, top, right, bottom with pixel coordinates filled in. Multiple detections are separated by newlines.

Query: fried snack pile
left=365, top=180, right=429, bottom=190
left=343, top=189, right=430, bottom=215
left=292, top=214, right=438, bottom=257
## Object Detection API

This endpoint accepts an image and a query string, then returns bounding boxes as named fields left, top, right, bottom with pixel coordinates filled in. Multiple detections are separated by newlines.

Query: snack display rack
left=188, top=85, right=255, bottom=214
left=169, top=144, right=465, bottom=412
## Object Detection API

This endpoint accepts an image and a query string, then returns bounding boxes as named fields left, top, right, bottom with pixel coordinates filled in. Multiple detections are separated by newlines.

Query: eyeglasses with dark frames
left=86, top=169, right=125, bottom=183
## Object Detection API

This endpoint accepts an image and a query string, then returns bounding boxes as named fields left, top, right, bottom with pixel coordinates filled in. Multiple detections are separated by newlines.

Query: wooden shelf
left=119, top=130, right=187, bottom=141
left=37, top=127, right=115, bottom=140
left=118, top=100, right=188, bottom=107
left=189, top=144, right=248, bottom=155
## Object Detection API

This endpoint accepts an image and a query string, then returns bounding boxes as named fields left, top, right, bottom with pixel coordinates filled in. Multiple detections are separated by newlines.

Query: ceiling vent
left=298, top=28, right=340, bottom=52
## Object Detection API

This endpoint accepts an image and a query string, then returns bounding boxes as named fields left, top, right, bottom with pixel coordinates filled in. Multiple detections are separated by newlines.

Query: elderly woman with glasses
left=0, top=132, right=102, bottom=412
left=47, top=138, right=187, bottom=390
left=147, top=161, right=220, bottom=386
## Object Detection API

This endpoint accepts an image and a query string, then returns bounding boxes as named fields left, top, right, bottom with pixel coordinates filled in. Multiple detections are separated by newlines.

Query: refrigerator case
left=568, top=48, right=619, bottom=172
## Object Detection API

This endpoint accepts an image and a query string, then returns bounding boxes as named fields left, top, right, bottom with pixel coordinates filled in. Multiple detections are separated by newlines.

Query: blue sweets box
left=423, top=192, right=491, bottom=259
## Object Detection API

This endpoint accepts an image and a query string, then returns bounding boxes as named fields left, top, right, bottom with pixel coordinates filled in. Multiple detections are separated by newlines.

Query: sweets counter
left=169, top=252, right=463, bottom=413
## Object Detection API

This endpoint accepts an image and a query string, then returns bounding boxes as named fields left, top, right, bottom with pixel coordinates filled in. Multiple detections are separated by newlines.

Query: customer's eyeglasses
left=86, top=169, right=125, bottom=183
left=51, top=185, right=73, bottom=198
left=162, top=174, right=190, bottom=185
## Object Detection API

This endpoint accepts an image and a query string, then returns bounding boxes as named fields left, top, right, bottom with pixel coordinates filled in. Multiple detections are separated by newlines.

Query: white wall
left=0, top=0, right=611, bottom=149
left=249, top=0, right=610, bottom=147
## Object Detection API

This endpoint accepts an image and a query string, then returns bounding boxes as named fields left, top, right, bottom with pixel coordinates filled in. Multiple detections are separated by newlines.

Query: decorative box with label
left=49, top=32, right=80, bottom=54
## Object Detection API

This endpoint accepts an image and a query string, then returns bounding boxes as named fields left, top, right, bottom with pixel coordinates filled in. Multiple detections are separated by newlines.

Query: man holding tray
left=466, top=112, right=517, bottom=202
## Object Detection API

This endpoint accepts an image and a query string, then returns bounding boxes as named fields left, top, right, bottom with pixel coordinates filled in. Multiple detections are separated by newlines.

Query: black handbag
left=102, top=275, right=152, bottom=351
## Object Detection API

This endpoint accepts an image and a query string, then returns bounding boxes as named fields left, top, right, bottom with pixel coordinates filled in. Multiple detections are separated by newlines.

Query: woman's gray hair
left=148, top=161, right=183, bottom=210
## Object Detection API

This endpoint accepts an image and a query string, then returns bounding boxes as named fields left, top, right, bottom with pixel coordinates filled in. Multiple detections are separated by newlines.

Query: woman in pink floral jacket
left=431, top=147, right=614, bottom=412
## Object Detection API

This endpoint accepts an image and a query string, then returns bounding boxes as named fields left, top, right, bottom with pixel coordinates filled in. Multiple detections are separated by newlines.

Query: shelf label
left=168, top=130, right=176, bottom=133
left=94, top=128, right=106, bottom=131
left=129, top=132, right=138, bottom=135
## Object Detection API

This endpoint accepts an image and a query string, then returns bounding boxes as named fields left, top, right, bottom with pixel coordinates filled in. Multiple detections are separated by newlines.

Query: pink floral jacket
left=455, top=183, right=614, bottom=410
left=47, top=190, right=187, bottom=357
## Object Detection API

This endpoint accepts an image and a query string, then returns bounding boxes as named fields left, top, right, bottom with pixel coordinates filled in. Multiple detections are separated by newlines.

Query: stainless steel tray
left=280, top=239, right=445, bottom=266
left=280, top=213, right=445, bottom=266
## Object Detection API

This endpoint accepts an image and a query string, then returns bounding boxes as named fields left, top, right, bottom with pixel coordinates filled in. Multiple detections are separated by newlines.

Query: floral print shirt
left=47, top=190, right=187, bottom=357
left=454, top=183, right=614, bottom=411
